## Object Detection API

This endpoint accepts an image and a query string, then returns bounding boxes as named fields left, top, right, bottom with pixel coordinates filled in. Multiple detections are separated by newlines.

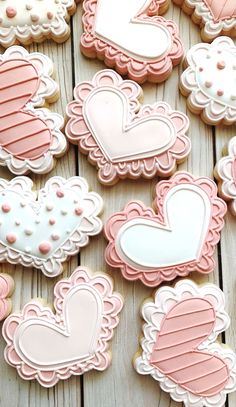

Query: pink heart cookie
left=134, top=279, right=236, bottom=407
left=173, top=0, right=236, bottom=41
left=3, top=267, right=123, bottom=387
left=0, top=46, right=67, bottom=174
left=0, top=176, right=103, bottom=277
left=105, top=171, right=226, bottom=287
left=0, top=273, right=14, bottom=321
left=66, top=69, right=190, bottom=185
left=80, top=0, right=183, bottom=83
left=0, top=1, right=79, bottom=47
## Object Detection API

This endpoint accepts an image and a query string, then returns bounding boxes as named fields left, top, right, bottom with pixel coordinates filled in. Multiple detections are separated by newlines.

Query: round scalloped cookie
left=80, top=0, right=183, bottom=83
left=173, top=0, right=236, bottom=42
left=0, top=0, right=80, bottom=47
left=180, top=37, right=236, bottom=126
left=134, top=279, right=236, bottom=407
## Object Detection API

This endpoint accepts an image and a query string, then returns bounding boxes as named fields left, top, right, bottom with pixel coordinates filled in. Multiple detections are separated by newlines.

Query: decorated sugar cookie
left=0, top=274, right=14, bottom=321
left=81, top=0, right=183, bottom=83
left=181, top=37, right=236, bottom=126
left=105, top=171, right=226, bottom=287
left=215, top=136, right=236, bottom=215
left=0, top=46, right=67, bottom=175
left=134, top=279, right=236, bottom=407
left=0, top=1, right=79, bottom=47
left=3, top=267, right=123, bottom=387
left=173, top=0, right=236, bottom=41
left=66, top=70, right=190, bottom=185
left=0, top=176, right=103, bottom=277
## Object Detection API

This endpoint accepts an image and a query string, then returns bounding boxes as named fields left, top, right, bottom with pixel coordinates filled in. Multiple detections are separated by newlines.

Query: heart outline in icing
left=134, top=279, right=236, bottom=407
left=0, top=46, right=67, bottom=175
left=0, top=273, right=14, bottom=321
left=105, top=171, right=226, bottom=287
left=81, top=0, right=183, bottom=83
left=66, top=69, right=190, bottom=185
left=3, top=267, right=123, bottom=387
left=0, top=176, right=103, bottom=277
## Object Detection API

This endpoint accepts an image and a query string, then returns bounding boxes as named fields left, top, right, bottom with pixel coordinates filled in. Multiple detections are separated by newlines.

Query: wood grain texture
left=0, top=1, right=234, bottom=406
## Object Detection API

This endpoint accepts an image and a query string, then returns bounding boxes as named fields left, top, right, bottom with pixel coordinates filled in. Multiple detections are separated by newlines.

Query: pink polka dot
left=39, top=241, right=52, bottom=255
left=75, top=207, right=83, bottom=216
left=199, top=67, right=203, bottom=72
left=217, top=61, right=226, bottom=70
left=51, top=234, right=60, bottom=241
left=2, top=204, right=11, bottom=213
left=56, top=189, right=64, bottom=198
left=217, top=90, right=224, bottom=96
left=49, top=218, right=56, bottom=225
left=47, top=12, right=53, bottom=20
left=6, top=7, right=17, bottom=18
left=6, top=233, right=17, bottom=244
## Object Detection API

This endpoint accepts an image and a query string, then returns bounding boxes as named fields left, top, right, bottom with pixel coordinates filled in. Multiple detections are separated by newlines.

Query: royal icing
left=0, top=46, right=66, bottom=174
left=105, top=172, right=226, bottom=287
left=81, top=0, right=183, bottom=83
left=3, top=267, right=123, bottom=387
left=0, top=176, right=103, bottom=277
left=134, top=279, right=236, bottom=407
left=181, top=37, right=236, bottom=125
left=173, top=0, right=236, bottom=41
left=0, top=0, right=79, bottom=47
left=66, top=70, right=190, bottom=185
left=215, top=136, right=236, bottom=215
left=0, top=273, right=14, bottom=321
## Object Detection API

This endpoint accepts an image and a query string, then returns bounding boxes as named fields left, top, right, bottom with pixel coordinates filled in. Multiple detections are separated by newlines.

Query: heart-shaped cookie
left=0, top=0, right=79, bottom=47
left=0, top=273, right=14, bottom=321
left=134, top=280, right=236, bottom=407
left=81, top=0, right=183, bottom=83
left=173, top=0, right=236, bottom=41
left=0, top=176, right=103, bottom=277
left=66, top=70, right=190, bottom=185
left=105, top=171, right=226, bottom=286
left=181, top=37, right=236, bottom=125
left=0, top=46, right=67, bottom=174
left=3, top=267, right=123, bottom=387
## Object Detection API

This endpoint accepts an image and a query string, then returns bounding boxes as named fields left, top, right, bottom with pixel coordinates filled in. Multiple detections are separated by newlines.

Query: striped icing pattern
left=204, top=0, right=236, bottom=21
left=150, top=298, right=230, bottom=397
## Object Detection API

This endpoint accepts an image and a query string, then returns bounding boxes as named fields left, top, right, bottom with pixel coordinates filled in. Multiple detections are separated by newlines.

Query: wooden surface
left=0, top=2, right=235, bottom=407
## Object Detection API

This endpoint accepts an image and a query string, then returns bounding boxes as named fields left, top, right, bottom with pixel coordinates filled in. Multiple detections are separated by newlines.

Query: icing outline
left=0, top=273, right=14, bottom=321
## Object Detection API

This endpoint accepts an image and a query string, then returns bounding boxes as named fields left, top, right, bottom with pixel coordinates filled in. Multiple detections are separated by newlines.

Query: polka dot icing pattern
left=0, top=176, right=103, bottom=277
left=105, top=172, right=226, bottom=287
left=0, top=46, right=66, bottom=174
left=0, top=0, right=79, bottom=47
left=181, top=37, right=236, bottom=125
left=81, top=0, right=183, bottom=83
left=66, top=69, right=190, bottom=185
left=134, top=279, right=236, bottom=407
left=0, top=273, right=14, bottom=321
left=3, top=267, right=123, bottom=387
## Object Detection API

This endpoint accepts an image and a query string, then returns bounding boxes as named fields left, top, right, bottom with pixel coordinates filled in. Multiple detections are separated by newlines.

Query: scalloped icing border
left=80, top=0, right=183, bottom=83
left=66, top=69, right=190, bottom=185
left=2, top=267, right=123, bottom=387
left=0, top=176, right=103, bottom=277
left=104, top=171, right=227, bottom=287
left=134, top=279, right=236, bottom=407
left=0, top=0, right=79, bottom=47
left=0, top=273, right=14, bottom=321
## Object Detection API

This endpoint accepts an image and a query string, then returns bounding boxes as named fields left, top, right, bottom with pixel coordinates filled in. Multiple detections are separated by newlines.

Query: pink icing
left=39, top=241, right=52, bottom=255
left=6, top=7, right=17, bottom=19
left=75, top=207, right=83, bottom=216
left=1, top=204, right=11, bottom=213
left=203, top=0, right=236, bottom=22
left=6, top=233, right=17, bottom=244
left=56, top=189, right=64, bottom=198
left=0, top=273, right=14, bottom=321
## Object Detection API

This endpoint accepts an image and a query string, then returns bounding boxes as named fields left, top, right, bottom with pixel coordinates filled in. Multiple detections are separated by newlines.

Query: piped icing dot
left=25, top=229, right=33, bottom=236
left=25, top=4, right=32, bottom=11
left=25, top=246, right=31, bottom=253
left=75, top=207, right=83, bottom=216
left=20, top=201, right=26, bottom=208
left=51, top=233, right=60, bottom=241
left=35, top=218, right=40, bottom=224
left=56, top=189, right=64, bottom=198
left=15, top=220, right=21, bottom=226
left=217, top=61, right=226, bottom=70
left=47, top=12, right=54, bottom=20
left=199, top=67, right=203, bottom=72
left=49, top=218, right=56, bottom=225
left=217, top=90, right=224, bottom=96
left=205, top=81, right=212, bottom=88
left=39, top=241, right=52, bottom=255
left=6, top=7, right=17, bottom=18
left=46, top=204, right=54, bottom=211
left=6, top=233, right=17, bottom=244
left=231, top=95, right=236, bottom=101
left=61, top=209, right=67, bottom=215
left=31, top=14, right=39, bottom=23
left=2, top=204, right=11, bottom=213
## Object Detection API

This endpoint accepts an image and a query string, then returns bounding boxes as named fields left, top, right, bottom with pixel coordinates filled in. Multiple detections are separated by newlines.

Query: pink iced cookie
left=0, top=273, right=14, bottom=321
left=0, top=1, right=79, bottom=47
left=3, top=267, right=123, bottom=387
left=181, top=37, right=236, bottom=126
left=80, top=0, right=183, bottom=83
left=173, top=0, right=236, bottom=41
left=66, top=69, right=190, bottom=185
left=0, top=176, right=103, bottom=277
left=105, top=171, right=226, bottom=287
left=134, top=279, right=236, bottom=407
left=215, top=136, right=236, bottom=215
left=0, top=46, right=67, bottom=175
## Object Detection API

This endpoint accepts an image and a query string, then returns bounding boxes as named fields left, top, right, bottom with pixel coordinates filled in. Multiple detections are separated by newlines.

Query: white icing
left=14, top=285, right=102, bottom=369
left=115, top=185, right=211, bottom=269
left=94, top=0, right=171, bottom=60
